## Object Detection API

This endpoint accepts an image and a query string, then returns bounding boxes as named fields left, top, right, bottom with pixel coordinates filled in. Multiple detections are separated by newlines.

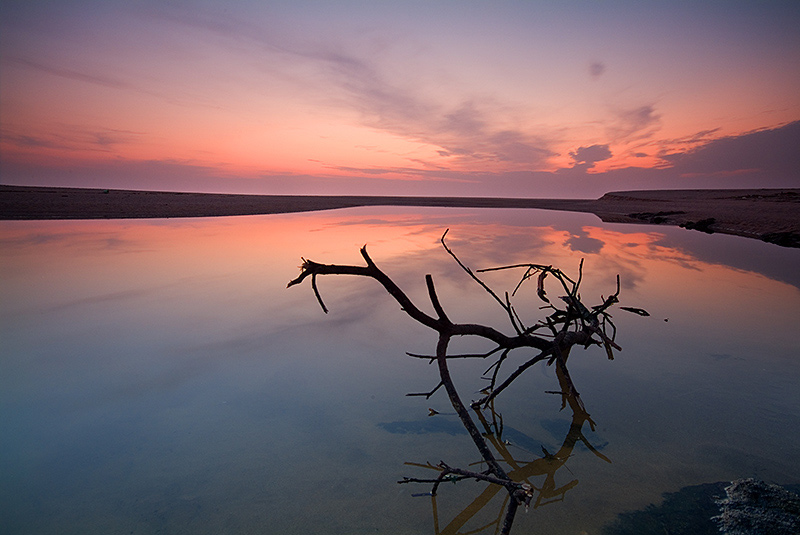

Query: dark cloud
left=589, top=61, right=606, bottom=79
left=570, top=144, right=612, bottom=165
left=661, top=120, right=800, bottom=176
left=568, top=144, right=612, bottom=172
left=566, top=233, right=604, bottom=254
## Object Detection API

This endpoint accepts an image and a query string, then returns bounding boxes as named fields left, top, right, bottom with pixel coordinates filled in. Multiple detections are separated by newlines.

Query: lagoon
left=1, top=206, right=799, bottom=534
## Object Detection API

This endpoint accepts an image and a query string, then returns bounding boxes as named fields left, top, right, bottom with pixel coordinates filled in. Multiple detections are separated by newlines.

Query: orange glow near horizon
left=1, top=3, right=798, bottom=194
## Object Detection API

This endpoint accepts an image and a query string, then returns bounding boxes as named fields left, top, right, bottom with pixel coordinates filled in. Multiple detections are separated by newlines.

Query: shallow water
left=1, top=207, right=799, bottom=534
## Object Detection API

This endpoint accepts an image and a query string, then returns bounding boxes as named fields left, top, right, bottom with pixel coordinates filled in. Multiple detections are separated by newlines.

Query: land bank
left=1, top=185, right=798, bottom=247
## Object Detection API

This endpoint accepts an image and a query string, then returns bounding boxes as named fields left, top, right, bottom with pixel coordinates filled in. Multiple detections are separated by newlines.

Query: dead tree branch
left=288, top=232, right=642, bottom=534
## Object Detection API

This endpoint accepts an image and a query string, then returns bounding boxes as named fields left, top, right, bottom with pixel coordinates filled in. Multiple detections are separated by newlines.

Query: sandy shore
left=1, top=185, right=798, bottom=247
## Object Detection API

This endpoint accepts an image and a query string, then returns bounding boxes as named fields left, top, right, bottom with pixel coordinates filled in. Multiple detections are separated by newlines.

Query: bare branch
left=287, top=232, right=641, bottom=534
left=475, top=350, right=551, bottom=407
left=407, top=346, right=503, bottom=361
left=310, top=273, right=327, bottom=313
left=405, top=381, right=445, bottom=398
left=441, top=230, right=524, bottom=335
left=425, top=274, right=450, bottom=324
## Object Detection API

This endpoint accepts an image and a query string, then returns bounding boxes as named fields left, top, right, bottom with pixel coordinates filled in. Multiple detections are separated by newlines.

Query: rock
left=714, top=478, right=800, bottom=535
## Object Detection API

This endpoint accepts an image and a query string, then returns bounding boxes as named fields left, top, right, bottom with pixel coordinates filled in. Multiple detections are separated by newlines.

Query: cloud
left=90, top=129, right=145, bottom=147
left=327, top=165, right=464, bottom=181
left=3, top=53, right=223, bottom=112
left=441, top=101, right=487, bottom=138
left=152, top=4, right=557, bottom=171
left=4, top=56, right=130, bottom=90
left=609, top=104, right=661, bottom=141
left=0, top=132, right=61, bottom=149
left=673, top=128, right=722, bottom=145
left=315, top=52, right=556, bottom=169
left=1, top=125, right=144, bottom=154
left=589, top=61, right=606, bottom=79
left=660, top=120, right=800, bottom=177
left=570, top=144, right=612, bottom=165
left=566, top=233, right=604, bottom=254
left=5, top=3, right=795, bottom=198
left=568, top=144, right=612, bottom=171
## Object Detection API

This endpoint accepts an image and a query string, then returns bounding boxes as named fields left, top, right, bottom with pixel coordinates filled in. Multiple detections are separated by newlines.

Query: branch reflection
left=403, top=352, right=611, bottom=535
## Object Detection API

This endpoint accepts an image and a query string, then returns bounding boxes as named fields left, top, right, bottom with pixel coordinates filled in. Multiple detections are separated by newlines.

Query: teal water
left=1, top=207, right=799, bottom=534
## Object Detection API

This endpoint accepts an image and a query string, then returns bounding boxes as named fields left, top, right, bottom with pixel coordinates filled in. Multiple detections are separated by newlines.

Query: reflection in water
left=413, top=359, right=611, bottom=535
left=1, top=207, right=799, bottom=535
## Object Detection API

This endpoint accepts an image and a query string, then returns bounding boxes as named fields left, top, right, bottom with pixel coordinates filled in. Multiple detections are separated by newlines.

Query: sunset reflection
left=1, top=208, right=799, bottom=534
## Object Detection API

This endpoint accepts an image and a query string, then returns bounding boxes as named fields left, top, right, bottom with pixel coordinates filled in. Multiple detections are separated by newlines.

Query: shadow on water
left=601, top=482, right=729, bottom=535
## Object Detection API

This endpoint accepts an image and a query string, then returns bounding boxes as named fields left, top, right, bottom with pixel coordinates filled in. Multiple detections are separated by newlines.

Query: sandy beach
left=1, top=185, right=798, bottom=247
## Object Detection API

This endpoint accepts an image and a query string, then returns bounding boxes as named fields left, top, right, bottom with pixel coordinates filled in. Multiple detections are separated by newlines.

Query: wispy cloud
left=608, top=104, right=662, bottom=142
left=0, top=131, right=62, bottom=149
left=149, top=3, right=558, bottom=172
left=2, top=52, right=224, bottom=113
left=1, top=125, right=145, bottom=154
left=4, top=56, right=130, bottom=90
left=652, top=127, right=723, bottom=158
left=308, top=46, right=557, bottom=170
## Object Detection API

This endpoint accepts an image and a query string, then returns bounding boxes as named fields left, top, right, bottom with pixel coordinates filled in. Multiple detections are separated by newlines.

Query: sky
left=1, top=0, right=799, bottom=198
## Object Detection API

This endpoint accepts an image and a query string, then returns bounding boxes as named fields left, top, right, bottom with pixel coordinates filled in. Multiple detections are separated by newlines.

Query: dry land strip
left=2, top=185, right=798, bottom=247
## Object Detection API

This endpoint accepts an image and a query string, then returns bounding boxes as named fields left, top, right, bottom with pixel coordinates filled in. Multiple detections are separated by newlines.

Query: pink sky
left=1, top=1, right=798, bottom=197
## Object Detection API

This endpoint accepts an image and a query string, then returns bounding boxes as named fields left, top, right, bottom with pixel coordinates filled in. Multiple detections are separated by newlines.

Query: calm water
left=1, top=207, right=799, bottom=534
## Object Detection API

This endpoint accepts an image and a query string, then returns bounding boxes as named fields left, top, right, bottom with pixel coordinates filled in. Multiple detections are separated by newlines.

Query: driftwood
left=287, top=231, right=633, bottom=534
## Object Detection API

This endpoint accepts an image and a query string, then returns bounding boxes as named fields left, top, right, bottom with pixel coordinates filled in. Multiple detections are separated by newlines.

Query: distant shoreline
left=1, top=185, right=799, bottom=247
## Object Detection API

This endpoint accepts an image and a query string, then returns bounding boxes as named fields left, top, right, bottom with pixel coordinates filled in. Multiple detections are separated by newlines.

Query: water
left=1, top=207, right=799, bottom=534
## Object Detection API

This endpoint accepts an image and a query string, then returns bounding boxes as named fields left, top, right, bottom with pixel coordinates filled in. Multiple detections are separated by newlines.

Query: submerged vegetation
left=288, top=230, right=641, bottom=533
